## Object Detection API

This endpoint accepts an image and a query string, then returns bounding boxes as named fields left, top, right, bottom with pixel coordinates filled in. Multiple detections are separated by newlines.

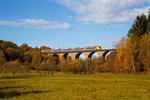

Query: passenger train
left=42, top=46, right=101, bottom=53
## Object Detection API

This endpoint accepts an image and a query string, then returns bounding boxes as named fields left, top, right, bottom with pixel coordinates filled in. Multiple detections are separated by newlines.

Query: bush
left=69, top=59, right=85, bottom=74
left=58, top=60, right=71, bottom=74
left=40, top=57, right=58, bottom=75
left=3, top=60, right=29, bottom=76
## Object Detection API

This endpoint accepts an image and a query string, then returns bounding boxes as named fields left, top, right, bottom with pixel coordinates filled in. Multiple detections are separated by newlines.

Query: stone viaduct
left=45, top=49, right=115, bottom=60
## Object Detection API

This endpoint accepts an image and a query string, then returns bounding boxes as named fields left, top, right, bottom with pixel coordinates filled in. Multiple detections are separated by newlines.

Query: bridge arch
left=51, top=53, right=59, bottom=64
left=88, top=52, right=96, bottom=58
left=75, top=52, right=82, bottom=59
left=47, top=49, right=115, bottom=60
left=102, top=51, right=111, bottom=57
left=63, top=53, right=69, bottom=59
left=52, top=53, right=59, bottom=57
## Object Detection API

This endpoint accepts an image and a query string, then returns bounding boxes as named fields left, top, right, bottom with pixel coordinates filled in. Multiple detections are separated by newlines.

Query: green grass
left=0, top=73, right=150, bottom=100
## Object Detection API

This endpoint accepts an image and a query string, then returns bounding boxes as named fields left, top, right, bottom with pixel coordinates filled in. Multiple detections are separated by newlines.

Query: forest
left=0, top=12, right=150, bottom=76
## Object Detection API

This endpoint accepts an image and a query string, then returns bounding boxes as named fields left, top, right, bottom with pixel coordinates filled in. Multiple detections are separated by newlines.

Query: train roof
left=43, top=46, right=101, bottom=51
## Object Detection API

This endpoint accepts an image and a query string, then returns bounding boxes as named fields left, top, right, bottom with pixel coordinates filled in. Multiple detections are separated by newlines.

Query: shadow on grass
left=1, top=75, right=43, bottom=79
left=0, top=91, right=21, bottom=98
left=0, top=90, right=51, bottom=98
left=0, top=86, right=29, bottom=91
left=23, top=90, right=51, bottom=94
left=1, top=76, right=31, bottom=79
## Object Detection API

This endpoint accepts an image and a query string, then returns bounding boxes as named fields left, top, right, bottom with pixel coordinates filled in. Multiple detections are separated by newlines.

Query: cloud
left=108, top=24, right=124, bottom=28
left=0, top=19, right=70, bottom=29
left=50, top=0, right=150, bottom=24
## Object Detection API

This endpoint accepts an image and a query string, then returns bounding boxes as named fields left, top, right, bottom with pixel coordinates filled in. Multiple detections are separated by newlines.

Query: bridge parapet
left=44, top=49, right=115, bottom=54
left=44, top=49, right=115, bottom=60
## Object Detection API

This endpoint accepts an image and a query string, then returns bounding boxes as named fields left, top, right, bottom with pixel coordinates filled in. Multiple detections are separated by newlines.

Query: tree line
left=0, top=11, right=150, bottom=76
left=106, top=12, right=150, bottom=73
left=0, top=40, right=106, bottom=75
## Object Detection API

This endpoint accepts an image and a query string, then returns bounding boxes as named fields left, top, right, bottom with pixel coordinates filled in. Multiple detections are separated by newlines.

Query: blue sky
left=0, top=0, right=150, bottom=49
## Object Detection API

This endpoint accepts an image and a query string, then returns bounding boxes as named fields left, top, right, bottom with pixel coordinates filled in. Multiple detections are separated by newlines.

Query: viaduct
left=44, top=49, right=115, bottom=60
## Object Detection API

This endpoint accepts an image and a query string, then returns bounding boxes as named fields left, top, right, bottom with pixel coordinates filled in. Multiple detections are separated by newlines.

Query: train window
left=67, top=49, right=73, bottom=51
left=56, top=49, right=61, bottom=52
left=74, top=48, right=80, bottom=51
left=44, top=46, right=101, bottom=53
left=84, top=48, right=92, bottom=50
left=61, top=49, right=65, bottom=52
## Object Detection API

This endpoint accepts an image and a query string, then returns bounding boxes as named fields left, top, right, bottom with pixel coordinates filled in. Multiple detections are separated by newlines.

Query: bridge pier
left=96, top=51, right=106, bottom=57
left=83, top=52, right=91, bottom=59
left=69, top=53, right=78, bottom=60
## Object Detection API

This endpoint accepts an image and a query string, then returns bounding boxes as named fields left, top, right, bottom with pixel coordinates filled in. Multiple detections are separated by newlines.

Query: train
left=42, top=46, right=102, bottom=53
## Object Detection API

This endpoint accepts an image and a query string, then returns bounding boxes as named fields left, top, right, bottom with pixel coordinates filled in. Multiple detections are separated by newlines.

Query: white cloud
left=108, top=24, right=124, bottom=28
left=0, top=19, right=70, bottom=29
left=50, top=0, right=150, bottom=24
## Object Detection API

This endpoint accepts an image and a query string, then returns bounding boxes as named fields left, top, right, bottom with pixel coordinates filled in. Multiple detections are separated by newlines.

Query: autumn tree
left=20, top=43, right=31, bottom=52
left=105, top=51, right=117, bottom=72
left=5, top=47, right=15, bottom=61
left=58, top=60, right=71, bottom=74
left=32, top=51, right=42, bottom=69
left=0, top=49, right=6, bottom=74
left=126, top=13, right=149, bottom=73
left=85, top=58, right=94, bottom=73
left=23, top=50, right=33, bottom=66
left=0, top=49, right=6, bottom=65
left=3, top=60, right=28, bottom=76
left=139, top=33, right=150, bottom=72
left=113, top=37, right=127, bottom=73
left=125, top=34, right=140, bottom=72
left=94, top=57, right=106, bottom=72
left=0, top=41, right=18, bottom=50
left=40, top=57, right=58, bottom=75
left=40, top=46, right=51, bottom=50
left=69, top=59, right=85, bottom=74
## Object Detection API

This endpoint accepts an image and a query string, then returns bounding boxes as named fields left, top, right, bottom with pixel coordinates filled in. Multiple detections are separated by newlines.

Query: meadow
left=0, top=73, right=150, bottom=100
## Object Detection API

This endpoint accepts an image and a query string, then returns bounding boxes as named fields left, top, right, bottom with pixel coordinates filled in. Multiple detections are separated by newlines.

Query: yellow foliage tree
left=114, top=37, right=127, bottom=73
left=139, top=33, right=150, bottom=72
left=125, top=34, right=140, bottom=72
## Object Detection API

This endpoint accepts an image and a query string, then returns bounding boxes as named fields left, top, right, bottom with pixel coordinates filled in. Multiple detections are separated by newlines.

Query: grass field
left=0, top=73, right=150, bottom=100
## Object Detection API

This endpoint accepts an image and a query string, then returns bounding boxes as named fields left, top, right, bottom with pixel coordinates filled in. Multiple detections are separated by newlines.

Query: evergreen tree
left=128, top=14, right=147, bottom=37
left=146, top=10, right=150, bottom=33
